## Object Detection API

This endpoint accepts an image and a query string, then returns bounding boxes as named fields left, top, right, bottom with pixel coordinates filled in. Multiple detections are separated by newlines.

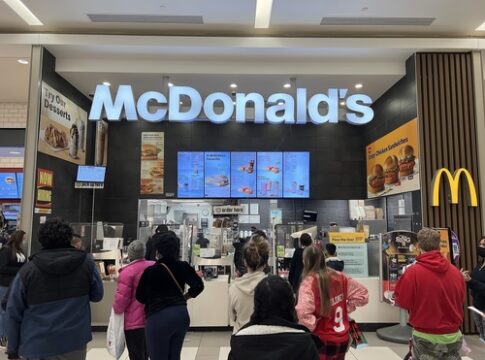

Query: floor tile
left=349, top=346, right=402, bottom=360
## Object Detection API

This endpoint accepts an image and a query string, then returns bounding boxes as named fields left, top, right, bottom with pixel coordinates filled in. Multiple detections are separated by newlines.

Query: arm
left=229, top=285, right=237, bottom=323
left=184, top=262, right=204, bottom=299
left=6, top=275, right=26, bottom=359
left=296, top=276, right=318, bottom=331
left=288, top=252, right=298, bottom=288
left=468, top=278, right=485, bottom=292
left=112, top=271, right=132, bottom=314
left=346, top=276, right=369, bottom=313
left=394, top=269, right=415, bottom=311
left=90, top=265, right=104, bottom=303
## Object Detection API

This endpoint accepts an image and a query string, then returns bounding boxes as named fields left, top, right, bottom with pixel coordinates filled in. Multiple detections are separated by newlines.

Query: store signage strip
left=89, top=85, right=374, bottom=125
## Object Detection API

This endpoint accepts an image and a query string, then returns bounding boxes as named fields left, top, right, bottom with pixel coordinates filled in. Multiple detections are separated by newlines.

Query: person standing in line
left=461, top=235, right=485, bottom=344
left=395, top=228, right=465, bottom=360
left=288, top=233, right=312, bottom=293
left=296, top=246, right=368, bottom=360
left=229, top=275, right=319, bottom=360
left=136, top=231, right=204, bottom=360
left=229, top=233, right=270, bottom=333
left=0, top=230, right=27, bottom=347
left=113, top=241, right=155, bottom=360
left=145, top=224, right=169, bottom=261
left=325, top=243, right=344, bottom=272
left=6, top=218, right=104, bottom=360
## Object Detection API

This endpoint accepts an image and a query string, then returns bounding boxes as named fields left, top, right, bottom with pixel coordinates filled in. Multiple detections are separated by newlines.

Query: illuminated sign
left=431, top=168, right=478, bottom=207
left=88, top=85, right=374, bottom=125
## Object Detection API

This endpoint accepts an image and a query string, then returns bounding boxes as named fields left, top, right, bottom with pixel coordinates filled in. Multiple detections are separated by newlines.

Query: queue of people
left=0, top=221, right=484, bottom=360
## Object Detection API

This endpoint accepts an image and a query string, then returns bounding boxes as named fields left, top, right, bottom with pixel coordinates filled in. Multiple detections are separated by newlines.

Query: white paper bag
left=107, top=308, right=125, bottom=359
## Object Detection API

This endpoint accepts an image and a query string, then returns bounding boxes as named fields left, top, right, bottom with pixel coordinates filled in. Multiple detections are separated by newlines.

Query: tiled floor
left=1, top=331, right=484, bottom=359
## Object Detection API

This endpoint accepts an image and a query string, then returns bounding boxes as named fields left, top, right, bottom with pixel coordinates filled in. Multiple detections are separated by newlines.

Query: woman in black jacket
left=288, top=233, right=312, bottom=293
left=462, top=236, right=485, bottom=343
left=229, top=275, right=319, bottom=360
left=0, top=230, right=26, bottom=346
left=136, top=231, right=204, bottom=360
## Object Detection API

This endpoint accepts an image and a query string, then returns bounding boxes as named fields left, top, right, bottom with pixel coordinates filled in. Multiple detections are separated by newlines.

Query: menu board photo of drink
left=0, top=173, right=18, bottom=199
left=204, top=152, right=230, bottom=198
left=231, top=152, right=256, bottom=198
left=257, top=152, right=283, bottom=198
left=178, top=152, right=204, bottom=198
left=283, top=152, right=310, bottom=198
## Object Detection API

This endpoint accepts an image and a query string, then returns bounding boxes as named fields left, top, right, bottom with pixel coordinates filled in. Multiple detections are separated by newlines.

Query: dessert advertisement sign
left=140, top=132, right=164, bottom=195
left=366, top=118, right=420, bottom=198
left=39, top=82, right=87, bottom=165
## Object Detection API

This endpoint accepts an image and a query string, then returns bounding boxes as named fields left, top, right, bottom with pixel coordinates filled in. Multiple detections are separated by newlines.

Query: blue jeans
left=145, top=305, right=190, bottom=360
left=0, top=286, right=8, bottom=337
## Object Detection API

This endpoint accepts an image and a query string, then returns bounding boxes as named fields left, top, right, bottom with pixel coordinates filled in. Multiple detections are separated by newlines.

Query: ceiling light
left=230, top=83, right=238, bottom=89
left=102, top=81, right=111, bottom=86
left=476, top=21, right=485, bottom=31
left=2, top=0, right=43, bottom=26
left=9, top=151, right=21, bottom=155
left=232, top=101, right=236, bottom=105
left=277, top=101, right=284, bottom=106
left=355, top=83, right=363, bottom=89
left=168, top=82, right=174, bottom=87
left=283, top=83, right=291, bottom=89
left=179, top=101, right=184, bottom=105
left=17, top=59, right=29, bottom=65
left=255, top=0, right=273, bottom=29
left=340, top=101, right=346, bottom=106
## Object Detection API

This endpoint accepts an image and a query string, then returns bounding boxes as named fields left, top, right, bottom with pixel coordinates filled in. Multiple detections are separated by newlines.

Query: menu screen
left=257, top=152, right=283, bottom=197
left=283, top=152, right=310, bottom=198
left=77, top=166, right=106, bottom=182
left=177, top=152, right=204, bottom=198
left=204, top=152, right=230, bottom=198
left=231, top=152, right=256, bottom=198
left=0, top=173, right=19, bottom=199
left=16, top=172, right=23, bottom=198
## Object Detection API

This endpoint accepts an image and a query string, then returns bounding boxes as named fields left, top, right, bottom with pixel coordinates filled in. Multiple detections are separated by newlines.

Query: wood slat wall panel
left=416, top=52, right=483, bottom=334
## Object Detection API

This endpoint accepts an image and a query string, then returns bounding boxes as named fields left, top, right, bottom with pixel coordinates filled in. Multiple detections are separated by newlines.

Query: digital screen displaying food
left=177, top=152, right=204, bottom=198
left=257, top=152, right=283, bottom=198
left=0, top=173, right=19, bottom=199
left=231, top=152, right=256, bottom=198
left=204, top=152, right=231, bottom=198
left=283, top=152, right=310, bottom=198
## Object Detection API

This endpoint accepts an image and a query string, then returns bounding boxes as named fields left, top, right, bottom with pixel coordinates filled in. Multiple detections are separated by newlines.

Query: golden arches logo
left=431, top=168, right=478, bottom=207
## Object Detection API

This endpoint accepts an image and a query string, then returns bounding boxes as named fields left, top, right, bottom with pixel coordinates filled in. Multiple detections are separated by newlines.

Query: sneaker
left=0, top=336, right=7, bottom=347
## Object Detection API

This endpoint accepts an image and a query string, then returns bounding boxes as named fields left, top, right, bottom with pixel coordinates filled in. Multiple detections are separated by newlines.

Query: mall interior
left=1, top=1, right=485, bottom=360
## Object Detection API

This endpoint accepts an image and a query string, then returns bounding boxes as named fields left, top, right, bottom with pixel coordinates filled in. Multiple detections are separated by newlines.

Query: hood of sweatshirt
left=31, top=248, right=87, bottom=276
left=416, top=250, right=450, bottom=273
left=233, top=271, right=267, bottom=296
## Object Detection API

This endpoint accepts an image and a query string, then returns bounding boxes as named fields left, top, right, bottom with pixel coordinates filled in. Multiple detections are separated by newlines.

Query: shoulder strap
left=160, top=262, right=184, bottom=295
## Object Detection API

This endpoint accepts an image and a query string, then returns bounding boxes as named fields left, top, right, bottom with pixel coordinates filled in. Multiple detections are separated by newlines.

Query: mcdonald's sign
left=431, top=168, right=478, bottom=207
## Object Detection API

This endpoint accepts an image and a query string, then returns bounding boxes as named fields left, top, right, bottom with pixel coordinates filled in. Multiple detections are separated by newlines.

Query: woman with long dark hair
left=136, top=231, right=204, bottom=360
left=0, top=230, right=26, bottom=346
left=229, top=275, right=319, bottom=360
left=296, top=246, right=368, bottom=360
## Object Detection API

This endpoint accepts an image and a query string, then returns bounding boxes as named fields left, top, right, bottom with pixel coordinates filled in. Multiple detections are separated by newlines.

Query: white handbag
left=107, top=308, right=125, bottom=359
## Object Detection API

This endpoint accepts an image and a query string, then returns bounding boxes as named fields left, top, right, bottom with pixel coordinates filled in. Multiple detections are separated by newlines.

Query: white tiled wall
left=0, top=157, right=24, bottom=168
left=0, top=102, right=27, bottom=128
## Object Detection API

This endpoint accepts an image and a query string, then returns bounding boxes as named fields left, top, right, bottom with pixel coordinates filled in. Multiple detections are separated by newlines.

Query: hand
left=460, top=268, right=471, bottom=282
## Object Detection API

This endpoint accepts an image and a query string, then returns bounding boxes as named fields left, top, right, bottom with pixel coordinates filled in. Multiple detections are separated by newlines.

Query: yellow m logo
left=431, top=168, right=478, bottom=207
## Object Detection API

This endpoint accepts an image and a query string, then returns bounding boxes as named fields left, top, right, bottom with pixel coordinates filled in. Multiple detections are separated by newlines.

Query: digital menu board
left=283, top=152, right=310, bottom=198
left=76, top=166, right=106, bottom=182
left=177, top=152, right=204, bottom=198
left=231, top=152, right=256, bottom=198
left=257, top=152, right=283, bottom=198
left=0, top=173, right=18, bottom=199
left=204, top=152, right=231, bottom=198
left=16, top=172, right=23, bottom=198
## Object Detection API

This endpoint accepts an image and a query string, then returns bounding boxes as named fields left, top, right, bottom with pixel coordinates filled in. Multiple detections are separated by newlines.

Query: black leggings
left=124, top=328, right=148, bottom=360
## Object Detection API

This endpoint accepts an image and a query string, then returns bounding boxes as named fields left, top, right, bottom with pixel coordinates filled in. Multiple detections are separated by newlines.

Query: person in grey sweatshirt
left=229, top=233, right=269, bottom=333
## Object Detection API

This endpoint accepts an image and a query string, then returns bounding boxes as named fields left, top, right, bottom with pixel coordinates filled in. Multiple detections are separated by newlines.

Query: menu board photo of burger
left=366, top=119, right=420, bottom=198
left=140, top=132, right=164, bottom=195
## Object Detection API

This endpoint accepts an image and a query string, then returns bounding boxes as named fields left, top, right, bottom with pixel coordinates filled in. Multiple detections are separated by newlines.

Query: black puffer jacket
left=0, top=246, right=26, bottom=287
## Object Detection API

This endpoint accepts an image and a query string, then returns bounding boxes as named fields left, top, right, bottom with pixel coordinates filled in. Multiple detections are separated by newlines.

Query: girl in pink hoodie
left=113, top=240, right=155, bottom=360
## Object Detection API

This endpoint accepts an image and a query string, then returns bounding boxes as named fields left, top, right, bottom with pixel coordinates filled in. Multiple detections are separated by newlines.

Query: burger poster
left=366, top=118, right=420, bottom=198
left=140, top=132, right=164, bottom=195
left=38, top=82, right=87, bottom=165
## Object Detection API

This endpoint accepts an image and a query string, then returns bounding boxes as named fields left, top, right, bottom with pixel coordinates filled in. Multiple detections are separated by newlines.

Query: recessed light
left=102, top=81, right=111, bottom=86
left=2, top=0, right=43, bottom=26
left=17, top=59, right=29, bottom=65
left=232, top=101, right=236, bottom=105
left=476, top=21, right=485, bottom=31
left=255, top=0, right=273, bottom=29
left=230, top=83, right=238, bottom=89
left=340, top=101, right=346, bottom=106
left=283, top=83, right=291, bottom=89
left=9, top=151, right=21, bottom=155
left=277, top=101, right=284, bottom=106
left=355, top=83, right=363, bottom=89
left=168, top=82, right=174, bottom=87
left=179, top=101, right=184, bottom=105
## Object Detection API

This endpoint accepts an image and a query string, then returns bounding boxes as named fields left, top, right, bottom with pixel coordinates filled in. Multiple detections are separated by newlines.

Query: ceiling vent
left=87, top=14, right=204, bottom=24
left=320, top=17, right=435, bottom=26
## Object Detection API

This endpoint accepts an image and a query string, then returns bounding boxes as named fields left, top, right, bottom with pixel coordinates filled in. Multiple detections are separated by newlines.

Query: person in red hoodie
left=394, top=227, right=465, bottom=360
left=296, top=246, right=368, bottom=360
left=113, top=240, right=155, bottom=360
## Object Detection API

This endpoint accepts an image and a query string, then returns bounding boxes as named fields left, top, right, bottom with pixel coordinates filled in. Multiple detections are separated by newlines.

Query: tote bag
left=107, top=308, right=125, bottom=359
